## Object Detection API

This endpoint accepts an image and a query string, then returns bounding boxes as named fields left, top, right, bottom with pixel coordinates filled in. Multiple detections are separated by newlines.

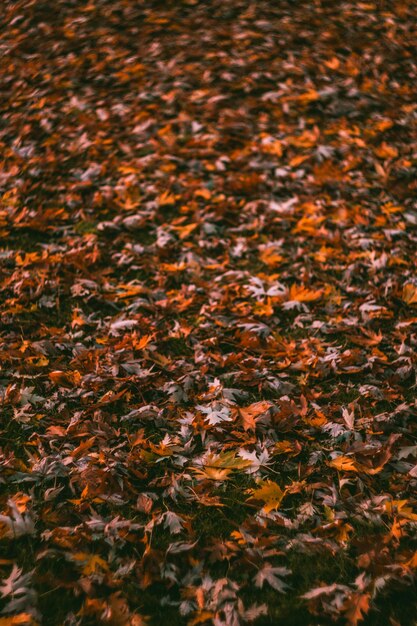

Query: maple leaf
left=247, top=480, right=285, bottom=512
left=239, top=603, right=268, bottom=622
left=397, top=445, right=417, bottom=460
left=200, top=451, right=252, bottom=470
left=287, top=284, right=323, bottom=302
left=158, top=191, right=176, bottom=206
left=274, top=440, right=302, bottom=457
left=253, top=299, right=274, bottom=317
left=343, top=592, right=371, bottom=626
left=0, top=501, right=35, bottom=539
left=402, top=283, right=417, bottom=305
left=3, top=2, right=417, bottom=623
left=0, top=567, right=28, bottom=599
left=328, top=456, right=358, bottom=472
left=302, top=583, right=350, bottom=600
left=254, top=563, right=290, bottom=592
left=259, top=246, right=284, bottom=268
left=72, top=553, right=109, bottom=575
left=172, top=222, right=198, bottom=240
left=246, top=277, right=286, bottom=299
left=374, top=143, right=398, bottom=159
left=260, top=138, right=283, bottom=157
left=163, top=511, right=185, bottom=535
left=342, top=406, right=355, bottom=430
left=192, top=467, right=233, bottom=481
left=385, top=500, right=417, bottom=521
left=196, top=404, right=233, bottom=426
left=239, top=401, right=273, bottom=431
left=238, top=448, right=271, bottom=474
left=193, top=450, right=252, bottom=481
left=18, top=387, right=44, bottom=406
left=0, top=566, right=37, bottom=619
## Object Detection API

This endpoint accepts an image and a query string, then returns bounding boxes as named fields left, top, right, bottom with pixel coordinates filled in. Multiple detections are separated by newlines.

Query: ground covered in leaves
left=1, top=0, right=417, bottom=624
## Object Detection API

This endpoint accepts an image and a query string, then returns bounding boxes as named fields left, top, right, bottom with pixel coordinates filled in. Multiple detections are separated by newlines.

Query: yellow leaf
left=192, top=467, right=232, bottom=481
left=328, top=456, right=358, bottom=472
left=83, top=554, right=109, bottom=575
left=274, top=440, right=301, bottom=457
left=253, top=299, right=274, bottom=317
left=385, top=500, right=417, bottom=521
left=202, top=451, right=252, bottom=470
left=247, top=480, right=285, bottom=513
left=25, top=355, right=49, bottom=367
left=192, top=451, right=252, bottom=481
left=72, top=552, right=109, bottom=575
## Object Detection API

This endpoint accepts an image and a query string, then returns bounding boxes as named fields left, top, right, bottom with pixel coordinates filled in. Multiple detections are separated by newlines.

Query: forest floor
left=1, top=1, right=417, bottom=624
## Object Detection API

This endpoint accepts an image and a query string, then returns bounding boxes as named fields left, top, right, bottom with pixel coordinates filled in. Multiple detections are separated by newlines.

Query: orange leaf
left=158, top=191, right=176, bottom=206
left=374, top=142, right=398, bottom=159
left=0, top=615, right=36, bottom=626
left=344, top=592, right=371, bottom=626
left=406, top=551, right=417, bottom=569
left=261, top=140, right=283, bottom=157
left=49, top=370, right=81, bottom=387
left=328, top=456, right=358, bottom=472
left=173, top=222, right=198, bottom=239
left=133, top=334, right=155, bottom=350
left=239, top=401, right=272, bottom=430
left=274, top=440, right=302, bottom=457
left=288, top=284, right=322, bottom=302
left=324, top=57, right=340, bottom=70
left=402, top=284, right=417, bottom=305
left=259, top=247, right=284, bottom=267
left=194, top=188, right=212, bottom=200
left=72, top=552, right=109, bottom=575
left=72, top=437, right=96, bottom=460
left=253, top=299, right=274, bottom=317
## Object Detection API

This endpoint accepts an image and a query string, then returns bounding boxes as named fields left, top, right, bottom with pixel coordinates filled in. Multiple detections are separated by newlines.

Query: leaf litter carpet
left=1, top=1, right=417, bottom=624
